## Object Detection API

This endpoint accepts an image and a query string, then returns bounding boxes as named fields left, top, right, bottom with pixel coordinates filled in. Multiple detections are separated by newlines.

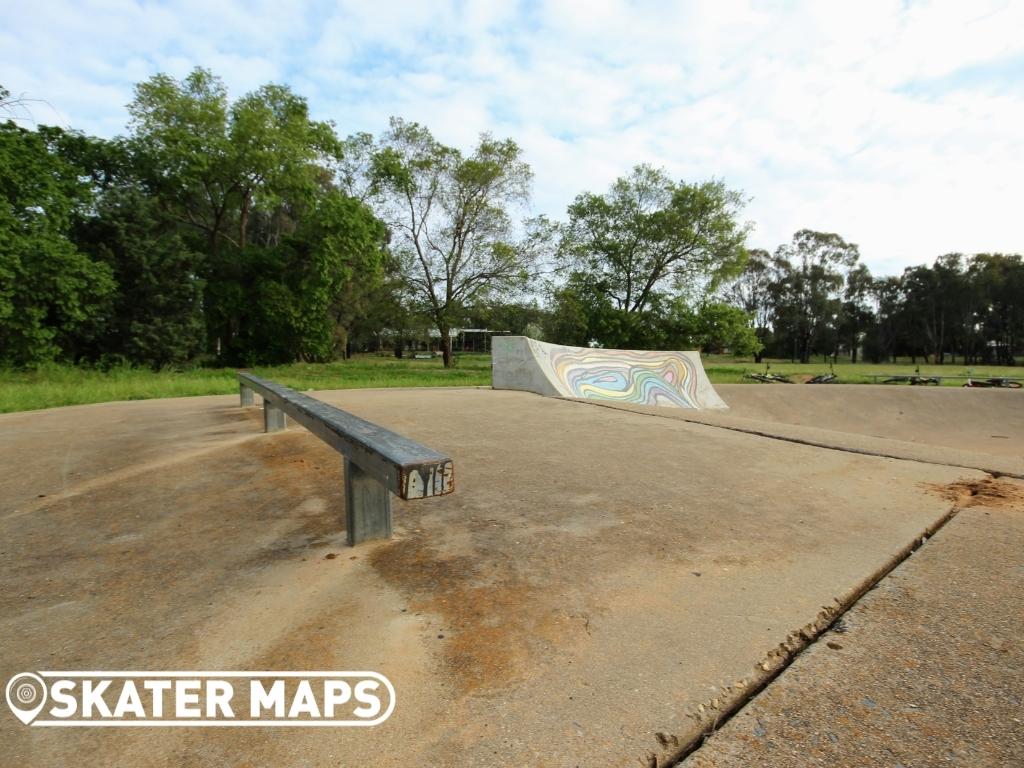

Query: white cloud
left=3, top=0, right=1023, bottom=273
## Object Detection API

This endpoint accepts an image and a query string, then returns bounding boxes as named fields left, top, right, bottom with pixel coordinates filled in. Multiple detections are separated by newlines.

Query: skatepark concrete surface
left=683, top=477, right=1024, bottom=768
left=1, top=383, right=1022, bottom=767
left=720, top=383, right=1024, bottom=461
left=599, top=384, right=1024, bottom=478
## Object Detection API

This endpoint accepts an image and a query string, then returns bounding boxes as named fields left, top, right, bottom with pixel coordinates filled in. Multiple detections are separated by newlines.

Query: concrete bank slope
left=718, top=384, right=1024, bottom=460
left=0, top=389, right=979, bottom=767
left=591, top=386, right=1024, bottom=478
left=683, top=477, right=1024, bottom=768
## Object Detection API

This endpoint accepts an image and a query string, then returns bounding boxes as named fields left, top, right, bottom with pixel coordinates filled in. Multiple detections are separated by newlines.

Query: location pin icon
left=6, top=673, right=47, bottom=725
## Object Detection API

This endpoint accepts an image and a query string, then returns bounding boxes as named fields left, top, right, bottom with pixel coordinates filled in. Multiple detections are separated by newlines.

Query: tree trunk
left=441, top=326, right=453, bottom=368
left=240, top=194, right=250, bottom=250
left=334, top=326, right=348, bottom=360
left=936, top=313, right=944, bottom=364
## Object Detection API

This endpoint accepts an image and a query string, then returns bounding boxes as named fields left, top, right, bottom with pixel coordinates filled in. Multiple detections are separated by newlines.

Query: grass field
left=0, top=353, right=1020, bottom=414
left=701, top=356, right=1023, bottom=385
left=0, top=354, right=492, bottom=414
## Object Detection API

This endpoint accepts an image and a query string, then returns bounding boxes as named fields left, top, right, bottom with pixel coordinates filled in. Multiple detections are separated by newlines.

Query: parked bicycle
left=744, top=365, right=792, bottom=384
left=963, top=377, right=1023, bottom=389
left=807, top=373, right=837, bottom=384
left=883, top=375, right=940, bottom=385
left=883, top=366, right=940, bottom=386
left=807, top=365, right=837, bottom=384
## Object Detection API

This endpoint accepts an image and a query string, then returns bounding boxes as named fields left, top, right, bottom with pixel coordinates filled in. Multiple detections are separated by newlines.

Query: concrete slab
left=718, top=384, right=1024, bottom=460
left=682, top=477, right=1024, bottom=768
left=0, top=388, right=992, bottom=766
left=0, top=395, right=264, bottom=516
left=591, top=385, right=1024, bottom=478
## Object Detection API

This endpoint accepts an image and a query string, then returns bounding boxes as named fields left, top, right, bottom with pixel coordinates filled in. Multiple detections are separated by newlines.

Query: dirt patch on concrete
left=925, top=476, right=1024, bottom=510
left=236, top=434, right=345, bottom=568
left=368, top=534, right=566, bottom=694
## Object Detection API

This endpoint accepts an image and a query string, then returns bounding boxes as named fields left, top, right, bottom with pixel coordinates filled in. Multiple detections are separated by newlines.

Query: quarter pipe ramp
left=492, top=336, right=728, bottom=409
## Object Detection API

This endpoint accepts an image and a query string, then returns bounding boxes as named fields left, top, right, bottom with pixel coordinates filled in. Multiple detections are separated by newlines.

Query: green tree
left=862, top=275, right=904, bottom=364
left=238, top=190, right=386, bottom=364
left=545, top=274, right=596, bottom=346
left=322, top=194, right=389, bottom=358
left=545, top=271, right=664, bottom=349
left=229, top=84, right=341, bottom=248
left=968, top=253, right=1023, bottom=364
left=127, top=69, right=235, bottom=256
left=837, top=262, right=874, bottom=363
left=901, top=254, right=965, bottom=364
left=769, top=230, right=860, bottom=363
left=335, top=131, right=380, bottom=202
left=371, top=118, right=536, bottom=367
left=75, top=187, right=206, bottom=367
left=722, top=247, right=787, bottom=361
left=559, top=164, right=749, bottom=314
left=0, top=121, right=114, bottom=365
left=690, top=302, right=762, bottom=355
left=468, top=300, right=547, bottom=338
left=127, top=68, right=343, bottom=359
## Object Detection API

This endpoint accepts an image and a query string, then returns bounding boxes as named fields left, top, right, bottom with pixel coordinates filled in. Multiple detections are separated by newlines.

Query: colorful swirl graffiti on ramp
left=491, top=336, right=729, bottom=410
left=544, top=347, right=702, bottom=408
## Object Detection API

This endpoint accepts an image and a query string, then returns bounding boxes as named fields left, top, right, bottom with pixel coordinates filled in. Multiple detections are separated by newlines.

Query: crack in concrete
left=552, top=397, right=1005, bottom=767
left=655, top=477, right=990, bottom=767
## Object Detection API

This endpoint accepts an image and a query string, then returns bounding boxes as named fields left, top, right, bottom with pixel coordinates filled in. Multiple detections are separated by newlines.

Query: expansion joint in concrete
left=659, top=478, right=987, bottom=768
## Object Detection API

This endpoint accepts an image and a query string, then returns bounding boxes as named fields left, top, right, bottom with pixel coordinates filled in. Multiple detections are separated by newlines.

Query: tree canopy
left=546, top=165, right=753, bottom=351
left=559, top=164, right=749, bottom=313
left=369, top=118, right=536, bottom=366
left=0, top=121, right=114, bottom=365
left=2, top=72, right=1022, bottom=369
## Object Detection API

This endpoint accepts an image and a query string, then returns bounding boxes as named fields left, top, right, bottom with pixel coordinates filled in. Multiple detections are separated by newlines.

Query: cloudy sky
left=4, top=0, right=1022, bottom=274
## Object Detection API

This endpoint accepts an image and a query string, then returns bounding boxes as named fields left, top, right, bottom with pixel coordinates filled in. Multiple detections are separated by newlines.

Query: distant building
left=428, top=328, right=508, bottom=353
